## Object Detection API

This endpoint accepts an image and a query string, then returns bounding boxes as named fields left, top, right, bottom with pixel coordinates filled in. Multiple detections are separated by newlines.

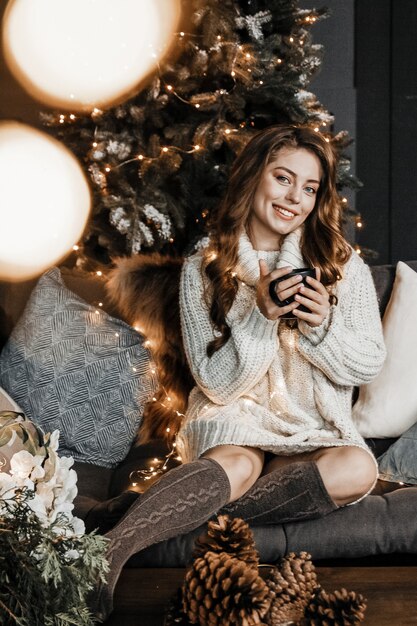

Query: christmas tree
left=41, top=0, right=359, bottom=270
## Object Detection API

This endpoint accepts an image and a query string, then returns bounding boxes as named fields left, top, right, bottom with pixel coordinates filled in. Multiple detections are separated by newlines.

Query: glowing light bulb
left=3, top=0, right=181, bottom=111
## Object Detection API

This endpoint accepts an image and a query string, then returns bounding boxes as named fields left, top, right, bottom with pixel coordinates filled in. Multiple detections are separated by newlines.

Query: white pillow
left=353, top=261, right=417, bottom=437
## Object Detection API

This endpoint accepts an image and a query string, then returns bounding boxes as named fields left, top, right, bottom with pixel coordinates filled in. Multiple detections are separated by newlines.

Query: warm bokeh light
left=0, top=121, right=91, bottom=281
left=2, top=0, right=181, bottom=111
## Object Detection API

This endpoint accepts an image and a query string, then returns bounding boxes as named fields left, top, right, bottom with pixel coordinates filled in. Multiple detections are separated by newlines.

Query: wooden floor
left=104, top=566, right=417, bottom=625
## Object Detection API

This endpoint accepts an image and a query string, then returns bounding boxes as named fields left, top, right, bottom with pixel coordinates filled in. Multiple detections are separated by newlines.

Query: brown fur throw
left=105, top=253, right=194, bottom=444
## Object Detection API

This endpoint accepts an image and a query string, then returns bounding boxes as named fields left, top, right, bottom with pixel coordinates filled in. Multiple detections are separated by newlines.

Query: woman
left=96, top=124, right=386, bottom=619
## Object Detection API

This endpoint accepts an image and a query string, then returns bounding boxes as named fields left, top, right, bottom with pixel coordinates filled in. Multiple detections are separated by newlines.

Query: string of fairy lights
left=54, top=12, right=365, bottom=488
left=57, top=12, right=365, bottom=260
left=88, top=288, right=184, bottom=488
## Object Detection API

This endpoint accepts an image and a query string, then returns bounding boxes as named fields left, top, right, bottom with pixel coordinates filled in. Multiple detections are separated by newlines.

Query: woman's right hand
left=256, top=260, right=303, bottom=320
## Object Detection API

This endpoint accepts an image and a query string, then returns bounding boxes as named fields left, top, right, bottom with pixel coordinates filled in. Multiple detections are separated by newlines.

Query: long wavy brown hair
left=203, top=124, right=351, bottom=357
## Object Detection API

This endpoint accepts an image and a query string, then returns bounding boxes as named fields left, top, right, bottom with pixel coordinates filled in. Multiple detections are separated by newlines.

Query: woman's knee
left=316, top=447, right=377, bottom=506
left=203, top=445, right=264, bottom=500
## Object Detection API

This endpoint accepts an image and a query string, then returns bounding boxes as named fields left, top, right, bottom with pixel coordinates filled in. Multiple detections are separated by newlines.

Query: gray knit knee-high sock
left=95, top=457, right=230, bottom=620
left=220, top=461, right=336, bottom=525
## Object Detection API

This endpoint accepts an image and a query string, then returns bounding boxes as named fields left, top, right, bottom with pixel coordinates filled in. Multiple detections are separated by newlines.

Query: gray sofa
left=1, top=262, right=417, bottom=573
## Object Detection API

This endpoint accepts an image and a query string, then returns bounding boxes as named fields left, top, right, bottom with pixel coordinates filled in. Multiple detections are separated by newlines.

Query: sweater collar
left=236, top=227, right=305, bottom=287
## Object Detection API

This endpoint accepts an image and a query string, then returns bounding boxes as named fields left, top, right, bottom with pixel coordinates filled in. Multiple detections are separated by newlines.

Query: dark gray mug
left=269, top=267, right=316, bottom=313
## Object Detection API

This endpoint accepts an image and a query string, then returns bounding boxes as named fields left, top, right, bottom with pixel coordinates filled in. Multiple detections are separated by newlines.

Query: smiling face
left=247, top=146, right=322, bottom=250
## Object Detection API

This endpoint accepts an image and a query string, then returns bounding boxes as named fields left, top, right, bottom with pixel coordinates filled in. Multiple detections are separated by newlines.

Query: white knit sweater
left=177, top=230, right=386, bottom=463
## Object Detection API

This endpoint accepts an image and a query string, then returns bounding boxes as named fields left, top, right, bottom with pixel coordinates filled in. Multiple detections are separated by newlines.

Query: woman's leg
left=203, top=444, right=264, bottom=500
left=263, top=446, right=378, bottom=506
left=96, top=445, right=263, bottom=620
left=221, top=455, right=337, bottom=525
left=220, top=446, right=374, bottom=526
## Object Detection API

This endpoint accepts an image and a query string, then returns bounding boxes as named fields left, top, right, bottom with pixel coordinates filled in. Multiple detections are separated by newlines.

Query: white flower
left=70, top=516, right=85, bottom=536
left=27, top=491, right=49, bottom=522
left=10, top=450, right=43, bottom=482
left=1, top=417, right=86, bottom=536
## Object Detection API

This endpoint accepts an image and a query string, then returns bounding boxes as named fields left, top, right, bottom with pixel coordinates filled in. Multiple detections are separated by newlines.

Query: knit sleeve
left=180, top=255, right=278, bottom=404
left=297, top=253, right=386, bottom=386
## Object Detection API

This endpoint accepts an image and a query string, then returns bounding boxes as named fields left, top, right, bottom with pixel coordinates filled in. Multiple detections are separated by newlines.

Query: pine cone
left=182, top=550, right=271, bottom=625
left=264, top=552, right=320, bottom=625
left=304, top=587, right=367, bottom=625
left=193, top=515, right=259, bottom=570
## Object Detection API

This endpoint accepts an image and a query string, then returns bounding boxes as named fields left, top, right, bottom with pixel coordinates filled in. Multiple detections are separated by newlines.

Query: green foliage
left=42, top=0, right=358, bottom=268
left=0, top=492, right=108, bottom=625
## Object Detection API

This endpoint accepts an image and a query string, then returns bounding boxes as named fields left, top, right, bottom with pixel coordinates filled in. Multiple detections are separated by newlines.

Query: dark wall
left=299, top=1, right=417, bottom=265
left=302, top=0, right=357, bottom=243
left=303, top=0, right=356, bottom=145
left=356, top=0, right=417, bottom=264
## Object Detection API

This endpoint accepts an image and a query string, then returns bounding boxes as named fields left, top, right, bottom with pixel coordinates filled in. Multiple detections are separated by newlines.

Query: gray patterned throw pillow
left=0, top=268, right=157, bottom=468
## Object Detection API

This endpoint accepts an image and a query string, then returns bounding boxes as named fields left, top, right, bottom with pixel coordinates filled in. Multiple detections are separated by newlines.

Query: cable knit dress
left=177, top=228, right=386, bottom=465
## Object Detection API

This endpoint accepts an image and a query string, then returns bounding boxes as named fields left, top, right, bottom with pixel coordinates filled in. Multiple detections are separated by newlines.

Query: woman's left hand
left=292, top=268, right=330, bottom=327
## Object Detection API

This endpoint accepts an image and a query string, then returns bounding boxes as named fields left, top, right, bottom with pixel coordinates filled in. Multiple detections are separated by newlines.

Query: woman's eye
left=304, top=186, right=317, bottom=195
left=276, top=175, right=290, bottom=184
